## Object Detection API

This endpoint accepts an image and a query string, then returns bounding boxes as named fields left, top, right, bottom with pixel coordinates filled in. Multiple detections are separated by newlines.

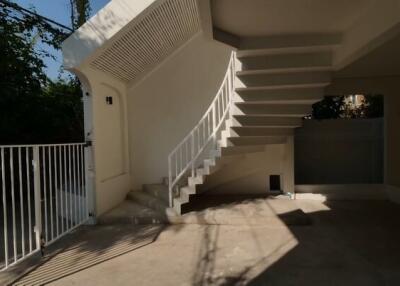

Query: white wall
left=203, top=142, right=291, bottom=194
left=295, top=118, right=384, bottom=184
left=127, top=33, right=232, bottom=190
left=81, top=67, right=131, bottom=216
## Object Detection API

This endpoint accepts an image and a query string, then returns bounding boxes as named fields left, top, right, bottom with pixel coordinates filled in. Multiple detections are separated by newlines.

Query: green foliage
left=70, top=0, right=91, bottom=30
left=0, top=3, right=84, bottom=144
left=312, top=96, right=345, bottom=119
left=311, top=95, right=384, bottom=120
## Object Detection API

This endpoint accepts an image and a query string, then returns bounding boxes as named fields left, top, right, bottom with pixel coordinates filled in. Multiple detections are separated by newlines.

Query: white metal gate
left=0, top=143, right=89, bottom=271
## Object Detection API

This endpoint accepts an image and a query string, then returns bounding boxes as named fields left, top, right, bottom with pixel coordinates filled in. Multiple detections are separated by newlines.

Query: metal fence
left=0, top=143, right=88, bottom=271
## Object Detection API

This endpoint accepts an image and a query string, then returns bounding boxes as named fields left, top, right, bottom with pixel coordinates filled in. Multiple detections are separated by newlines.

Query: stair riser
left=232, top=104, right=312, bottom=116
left=227, top=136, right=288, bottom=146
left=232, top=116, right=303, bottom=127
left=217, top=145, right=266, bottom=156
left=238, top=52, right=332, bottom=71
left=143, top=184, right=169, bottom=203
left=235, top=88, right=323, bottom=103
left=230, top=127, right=294, bottom=137
left=236, top=72, right=331, bottom=88
left=127, top=191, right=168, bottom=214
left=238, top=34, right=342, bottom=51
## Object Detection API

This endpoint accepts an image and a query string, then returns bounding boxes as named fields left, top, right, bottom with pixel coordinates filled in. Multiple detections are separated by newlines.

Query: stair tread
left=236, top=82, right=330, bottom=91
left=237, top=66, right=333, bottom=76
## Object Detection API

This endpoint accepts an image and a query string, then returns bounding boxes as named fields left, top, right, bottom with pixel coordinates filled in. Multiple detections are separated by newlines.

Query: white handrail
left=168, top=52, right=236, bottom=207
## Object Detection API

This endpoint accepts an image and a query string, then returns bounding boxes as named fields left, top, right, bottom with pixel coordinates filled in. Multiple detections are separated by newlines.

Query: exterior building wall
left=127, top=33, right=232, bottom=190
left=295, top=118, right=383, bottom=184
left=81, top=67, right=131, bottom=216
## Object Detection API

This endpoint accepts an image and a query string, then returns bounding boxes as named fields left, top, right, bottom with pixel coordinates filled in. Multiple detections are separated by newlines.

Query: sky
left=14, top=0, right=110, bottom=79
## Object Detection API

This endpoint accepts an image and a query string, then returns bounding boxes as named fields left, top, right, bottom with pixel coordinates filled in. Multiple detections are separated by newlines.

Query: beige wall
left=127, top=33, right=232, bottom=190
left=83, top=68, right=131, bottom=215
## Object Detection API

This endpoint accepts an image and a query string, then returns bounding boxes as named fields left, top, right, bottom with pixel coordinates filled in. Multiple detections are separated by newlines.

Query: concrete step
left=237, top=51, right=332, bottom=71
left=230, top=126, right=294, bottom=137
left=143, top=184, right=169, bottom=203
left=127, top=190, right=168, bottom=214
left=233, top=103, right=312, bottom=117
left=97, top=200, right=168, bottom=225
left=236, top=71, right=331, bottom=88
left=227, top=136, right=287, bottom=146
left=233, top=115, right=303, bottom=127
left=235, top=86, right=324, bottom=103
left=188, top=174, right=204, bottom=186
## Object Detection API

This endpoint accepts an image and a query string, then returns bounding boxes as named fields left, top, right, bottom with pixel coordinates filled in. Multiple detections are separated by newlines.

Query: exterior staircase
left=123, top=36, right=339, bottom=216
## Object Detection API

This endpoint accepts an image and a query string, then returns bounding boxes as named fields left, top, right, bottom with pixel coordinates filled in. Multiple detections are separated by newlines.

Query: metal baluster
left=42, top=146, right=48, bottom=243
left=54, top=146, right=59, bottom=238
left=26, top=148, right=32, bottom=253
left=33, top=146, right=42, bottom=255
left=59, top=145, right=64, bottom=233
left=63, top=146, right=68, bottom=230
left=68, top=145, right=72, bottom=228
left=73, top=145, right=77, bottom=226
left=80, top=145, right=86, bottom=220
left=48, top=147, right=53, bottom=241
left=18, top=147, right=25, bottom=257
left=2, top=148, right=8, bottom=268
left=10, top=148, right=17, bottom=262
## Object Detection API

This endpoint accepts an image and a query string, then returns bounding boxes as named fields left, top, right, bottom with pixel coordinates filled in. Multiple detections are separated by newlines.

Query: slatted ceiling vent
left=90, top=0, right=200, bottom=83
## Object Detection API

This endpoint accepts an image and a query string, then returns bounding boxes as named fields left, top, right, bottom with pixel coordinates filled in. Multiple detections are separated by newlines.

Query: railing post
left=168, top=157, right=173, bottom=208
left=191, top=131, right=195, bottom=177
left=212, top=102, right=217, bottom=147
left=32, top=146, right=42, bottom=253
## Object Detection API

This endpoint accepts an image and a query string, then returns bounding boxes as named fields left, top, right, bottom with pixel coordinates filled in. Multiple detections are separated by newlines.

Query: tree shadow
left=189, top=199, right=400, bottom=286
left=3, top=224, right=165, bottom=286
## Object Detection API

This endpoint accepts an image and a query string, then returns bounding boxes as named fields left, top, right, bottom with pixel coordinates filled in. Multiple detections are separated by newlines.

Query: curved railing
left=168, top=52, right=236, bottom=207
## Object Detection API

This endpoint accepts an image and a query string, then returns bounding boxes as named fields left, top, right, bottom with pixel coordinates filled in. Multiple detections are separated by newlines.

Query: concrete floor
left=2, top=198, right=400, bottom=286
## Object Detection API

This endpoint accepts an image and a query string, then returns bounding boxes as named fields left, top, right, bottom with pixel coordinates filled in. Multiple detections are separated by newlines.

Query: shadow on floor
left=3, top=224, right=165, bottom=286
left=189, top=199, right=400, bottom=286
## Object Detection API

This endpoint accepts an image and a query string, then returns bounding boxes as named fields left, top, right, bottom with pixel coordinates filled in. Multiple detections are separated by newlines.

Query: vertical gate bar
left=26, top=148, right=32, bottom=253
left=54, top=146, right=59, bottom=237
left=68, top=145, right=72, bottom=227
left=42, top=146, right=48, bottom=242
left=2, top=148, right=8, bottom=268
left=18, top=147, right=25, bottom=257
left=63, top=145, right=68, bottom=230
left=10, top=147, right=17, bottom=263
left=81, top=145, right=87, bottom=219
left=48, top=147, right=53, bottom=241
left=59, top=145, right=64, bottom=233
left=73, top=145, right=77, bottom=225
left=77, top=145, right=81, bottom=222
left=79, top=145, right=83, bottom=219
left=33, top=146, right=42, bottom=254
